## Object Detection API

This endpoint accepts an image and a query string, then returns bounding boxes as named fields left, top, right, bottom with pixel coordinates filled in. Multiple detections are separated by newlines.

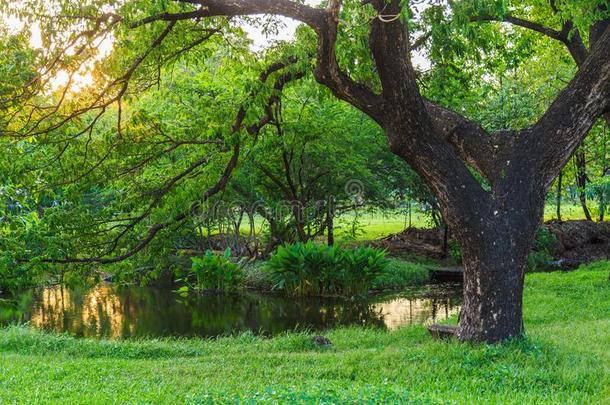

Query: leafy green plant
left=448, top=239, right=462, bottom=263
left=341, top=246, right=388, bottom=296
left=265, top=242, right=388, bottom=297
left=527, top=228, right=559, bottom=272
left=182, top=249, right=243, bottom=293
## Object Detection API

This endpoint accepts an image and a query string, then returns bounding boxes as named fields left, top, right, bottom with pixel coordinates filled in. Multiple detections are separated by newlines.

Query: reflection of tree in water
left=7, top=283, right=462, bottom=338
left=27, top=286, right=128, bottom=338
left=0, top=291, right=34, bottom=324
left=236, top=295, right=388, bottom=333
left=372, top=283, right=462, bottom=330
left=373, top=297, right=460, bottom=330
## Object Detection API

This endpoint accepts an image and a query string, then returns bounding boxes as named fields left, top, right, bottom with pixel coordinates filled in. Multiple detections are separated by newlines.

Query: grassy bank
left=238, top=203, right=592, bottom=243
left=0, top=261, right=608, bottom=404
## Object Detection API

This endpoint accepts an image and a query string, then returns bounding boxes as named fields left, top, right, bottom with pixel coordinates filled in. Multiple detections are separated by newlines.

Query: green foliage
left=527, top=228, right=559, bottom=272
left=185, top=249, right=243, bottom=292
left=587, top=175, right=610, bottom=217
left=241, top=260, right=274, bottom=291
left=0, top=262, right=34, bottom=293
left=448, top=239, right=463, bottom=264
left=372, top=259, right=430, bottom=290
left=265, top=242, right=388, bottom=297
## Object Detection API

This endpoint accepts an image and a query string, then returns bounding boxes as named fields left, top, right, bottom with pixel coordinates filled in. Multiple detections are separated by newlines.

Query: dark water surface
left=0, top=283, right=462, bottom=339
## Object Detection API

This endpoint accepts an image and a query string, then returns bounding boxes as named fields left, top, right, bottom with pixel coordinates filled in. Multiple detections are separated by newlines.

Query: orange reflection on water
left=373, top=298, right=459, bottom=330
left=29, top=285, right=135, bottom=338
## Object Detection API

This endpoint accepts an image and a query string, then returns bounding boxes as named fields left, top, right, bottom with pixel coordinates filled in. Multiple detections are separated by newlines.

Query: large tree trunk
left=455, top=221, right=533, bottom=342
left=434, top=180, right=542, bottom=343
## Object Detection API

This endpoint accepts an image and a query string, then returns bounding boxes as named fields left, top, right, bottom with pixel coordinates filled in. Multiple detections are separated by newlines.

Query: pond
left=0, top=283, right=462, bottom=339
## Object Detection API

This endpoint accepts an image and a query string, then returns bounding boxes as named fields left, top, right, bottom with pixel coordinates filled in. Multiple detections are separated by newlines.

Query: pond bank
left=0, top=260, right=607, bottom=403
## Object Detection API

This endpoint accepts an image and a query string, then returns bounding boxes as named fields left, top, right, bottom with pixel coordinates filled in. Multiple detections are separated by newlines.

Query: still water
left=0, top=283, right=462, bottom=339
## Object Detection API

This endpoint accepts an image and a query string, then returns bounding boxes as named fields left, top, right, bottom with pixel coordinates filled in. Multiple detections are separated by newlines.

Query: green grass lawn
left=0, top=261, right=608, bottom=404
left=238, top=203, right=595, bottom=243
left=543, top=203, right=601, bottom=222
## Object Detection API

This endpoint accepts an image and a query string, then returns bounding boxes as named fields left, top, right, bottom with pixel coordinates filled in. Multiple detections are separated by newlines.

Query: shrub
left=527, top=250, right=554, bottom=273
left=527, top=228, right=559, bottom=272
left=242, top=261, right=274, bottom=291
left=533, top=227, right=559, bottom=252
left=341, top=246, right=389, bottom=295
left=185, top=249, right=243, bottom=292
left=372, top=259, right=430, bottom=290
left=448, top=239, right=462, bottom=263
left=265, top=242, right=388, bottom=297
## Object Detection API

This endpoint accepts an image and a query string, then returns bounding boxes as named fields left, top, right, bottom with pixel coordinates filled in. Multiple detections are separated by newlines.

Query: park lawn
left=237, top=203, right=592, bottom=243
left=0, top=261, right=609, bottom=404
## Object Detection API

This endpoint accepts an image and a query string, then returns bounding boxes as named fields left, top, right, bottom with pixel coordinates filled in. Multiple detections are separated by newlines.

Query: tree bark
left=455, top=213, right=535, bottom=342
left=458, top=253, right=527, bottom=342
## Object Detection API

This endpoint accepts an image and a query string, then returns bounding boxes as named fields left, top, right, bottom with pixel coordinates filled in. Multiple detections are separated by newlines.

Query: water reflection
left=0, top=283, right=461, bottom=339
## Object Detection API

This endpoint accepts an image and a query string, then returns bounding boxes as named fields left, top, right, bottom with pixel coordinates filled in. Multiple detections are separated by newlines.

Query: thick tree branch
left=366, top=0, right=493, bottom=232
left=133, top=0, right=325, bottom=30
left=424, top=101, right=510, bottom=182
left=527, top=25, right=610, bottom=191
left=312, top=0, right=385, bottom=123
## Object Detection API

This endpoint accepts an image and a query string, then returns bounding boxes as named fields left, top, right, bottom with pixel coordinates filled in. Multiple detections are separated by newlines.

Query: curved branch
left=312, top=0, right=385, bottom=123
left=527, top=25, right=610, bottom=191
left=470, top=15, right=564, bottom=41
left=132, top=2, right=386, bottom=127
left=470, top=13, right=590, bottom=65
left=133, top=0, right=325, bottom=29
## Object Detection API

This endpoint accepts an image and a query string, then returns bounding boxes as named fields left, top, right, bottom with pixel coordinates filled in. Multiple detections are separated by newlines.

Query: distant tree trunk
left=246, top=210, right=257, bottom=257
left=327, top=196, right=335, bottom=246
left=575, top=148, right=593, bottom=221
left=293, top=202, right=308, bottom=242
left=264, top=218, right=283, bottom=256
left=197, top=223, right=206, bottom=253
left=556, top=171, right=563, bottom=221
